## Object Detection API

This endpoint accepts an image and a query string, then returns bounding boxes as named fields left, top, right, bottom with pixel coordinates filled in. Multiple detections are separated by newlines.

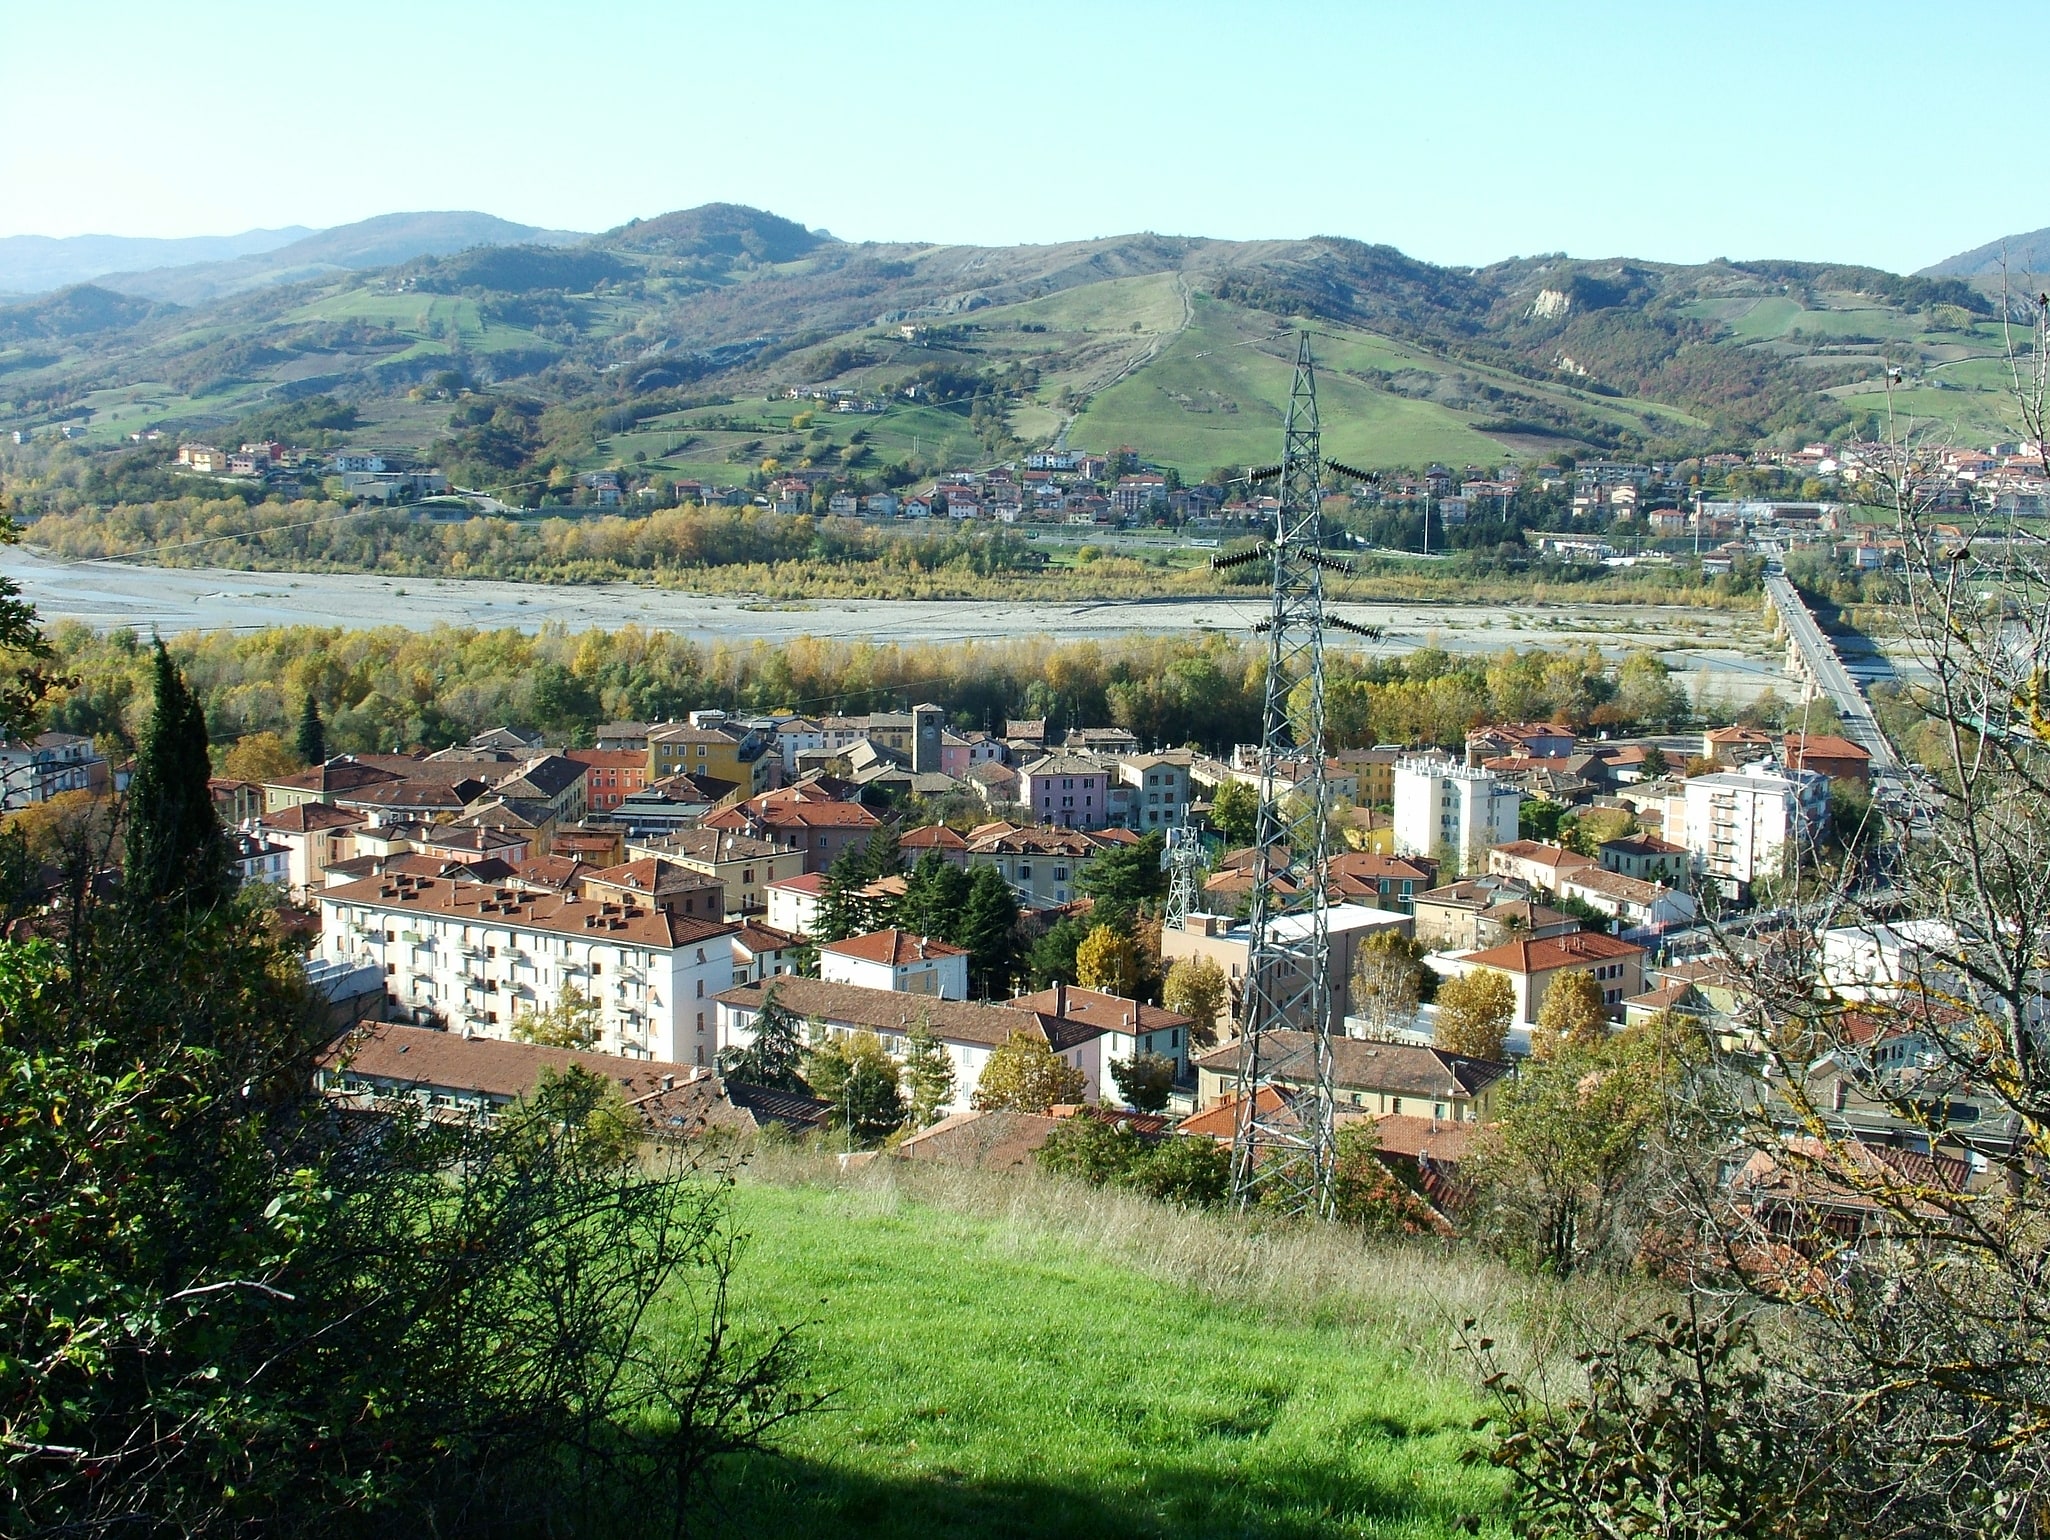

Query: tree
left=1109, top=1050, right=1175, bottom=1112
left=803, top=1030, right=905, bottom=1144
left=957, top=864, right=1019, bottom=997
left=858, top=823, right=902, bottom=882
left=971, top=1031, right=1087, bottom=1113
left=1035, top=1118, right=1228, bottom=1206
left=219, top=730, right=301, bottom=784
left=896, top=852, right=970, bottom=941
left=1638, top=743, right=1668, bottom=779
left=812, top=845, right=877, bottom=944
left=717, top=983, right=807, bottom=1090
left=1560, top=805, right=1637, bottom=857
left=1209, top=777, right=1259, bottom=847
left=1026, top=913, right=1089, bottom=989
left=1331, top=1122, right=1442, bottom=1235
left=1434, top=968, right=1513, bottom=1060
left=1352, top=928, right=1430, bottom=1040
left=513, top=983, right=603, bottom=1049
left=1161, top=954, right=1228, bottom=1048
left=295, top=692, right=326, bottom=765
left=902, top=1014, right=956, bottom=1127
left=1519, top=798, right=1568, bottom=842
left=0, top=501, right=59, bottom=741
left=1531, top=968, right=1608, bottom=1060
left=1075, top=922, right=1143, bottom=997
left=1076, top=830, right=1165, bottom=930
left=124, top=640, right=229, bottom=912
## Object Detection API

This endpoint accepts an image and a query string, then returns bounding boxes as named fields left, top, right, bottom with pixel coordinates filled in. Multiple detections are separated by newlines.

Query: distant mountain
left=96, top=212, right=588, bottom=305
left=0, top=227, right=310, bottom=297
left=0, top=285, right=172, bottom=344
left=594, top=203, right=827, bottom=263
left=1919, top=227, right=2050, bottom=278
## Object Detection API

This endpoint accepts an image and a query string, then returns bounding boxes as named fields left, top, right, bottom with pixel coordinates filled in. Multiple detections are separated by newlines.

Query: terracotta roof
left=716, top=976, right=1102, bottom=1052
left=822, top=928, right=967, bottom=966
left=705, top=799, right=879, bottom=831
left=320, top=873, right=734, bottom=949
left=1006, top=984, right=1193, bottom=1036
left=1177, top=1086, right=1285, bottom=1141
left=1195, top=1032, right=1509, bottom=1099
left=507, top=855, right=588, bottom=890
left=767, top=872, right=827, bottom=896
left=633, top=829, right=789, bottom=862
left=1601, top=834, right=1687, bottom=857
left=731, top=921, right=802, bottom=955
left=316, top=1022, right=827, bottom=1135
left=584, top=857, right=722, bottom=898
left=894, top=1108, right=1060, bottom=1169
left=1783, top=732, right=1872, bottom=763
left=336, top=778, right=488, bottom=811
left=1370, top=1112, right=1476, bottom=1165
left=260, top=803, right=366, bottom=834
left=900, top=823, right=969, bottom=851
left=1328, top=852, right=1437, bottom=883
left=263, top=758, right=401, bottom=795
left=967, top=825, right=1109, bottom=856
left=1491, top=840, right=1597, bottom=871
left=1463, top=931, right=1645, bottom=974
left=565, top=748, right=648, bottom=770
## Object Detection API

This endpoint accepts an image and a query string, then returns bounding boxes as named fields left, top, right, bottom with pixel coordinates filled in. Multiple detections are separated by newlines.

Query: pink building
left=1022, top=753, right=1112, bottom=831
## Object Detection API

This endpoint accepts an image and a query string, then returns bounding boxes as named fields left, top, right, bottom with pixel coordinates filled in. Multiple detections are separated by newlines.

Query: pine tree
left=295, top=694, right=326, bottom=766
left=859, top=823, right=902, bottom=881
left=717, top=985, right=809, bottom=1090
left=958, top=864, right=1020, bottom=998
left=897, top=852, right=970, bottom=941
left=813, top=846, right=876, bottom=944
left=902, top=1014, right=957, bottom=1126
left=125, top=640, right=229, bottom=911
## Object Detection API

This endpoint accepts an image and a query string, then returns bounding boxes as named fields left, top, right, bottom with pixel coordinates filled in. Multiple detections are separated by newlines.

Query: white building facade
left=1681, top=762, right=1829, bottom=895
left=319, top=872, right=736, bottom=1067
left=818, top=929, right=970, bottom=999
left=1393, top=756, right=1521, bottom=875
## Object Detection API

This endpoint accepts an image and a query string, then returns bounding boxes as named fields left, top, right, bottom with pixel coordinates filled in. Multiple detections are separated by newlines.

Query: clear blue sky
left=1, top=0, right=2031, bottom=273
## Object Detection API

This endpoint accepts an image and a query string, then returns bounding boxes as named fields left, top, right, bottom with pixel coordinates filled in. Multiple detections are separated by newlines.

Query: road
left=1764, top=568, right=1900, bottom=771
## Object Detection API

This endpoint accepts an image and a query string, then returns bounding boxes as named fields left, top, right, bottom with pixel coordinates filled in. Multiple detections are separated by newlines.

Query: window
left=696, top=947, right=706, bottom=964
left=385, top=930, right=395, bottom=943
left=697, top=1012, right=706, bottom=1033
left=1391, top=1097, right=1403, bottom=1115
left=696, top=978, right=705, bottom=997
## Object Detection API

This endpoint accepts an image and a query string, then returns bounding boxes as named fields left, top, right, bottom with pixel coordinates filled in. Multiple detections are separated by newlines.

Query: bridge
left=1762, top=568, right=1900, bottom=773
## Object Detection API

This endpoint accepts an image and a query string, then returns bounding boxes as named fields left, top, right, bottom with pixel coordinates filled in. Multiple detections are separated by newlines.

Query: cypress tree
left=125, top=640, right=229, bottom=910
left=295, top=693, right=326, bottom=766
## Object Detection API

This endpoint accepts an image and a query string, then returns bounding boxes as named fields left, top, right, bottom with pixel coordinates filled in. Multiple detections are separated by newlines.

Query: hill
left=1920, top=225, right=2050, bottom=278
left=708, top=1159, right=1510, bottom=1538
left=0, top=226, right=310, bottom=297
left=0, top=202, right=2032, bottom=485
left=92, top=211, right=587, bottom=305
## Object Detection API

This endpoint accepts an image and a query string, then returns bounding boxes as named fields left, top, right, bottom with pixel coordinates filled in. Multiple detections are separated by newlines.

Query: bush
left=1036, top=1118, right=1230, bottom=1208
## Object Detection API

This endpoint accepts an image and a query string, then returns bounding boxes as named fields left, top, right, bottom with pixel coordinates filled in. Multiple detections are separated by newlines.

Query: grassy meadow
left=689, top=1158, right=1540, bottom=1540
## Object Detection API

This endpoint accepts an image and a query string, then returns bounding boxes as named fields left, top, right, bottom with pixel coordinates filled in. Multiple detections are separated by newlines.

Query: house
left=1783, top=732, right=1872, bottom=787
left=610, top=772, right=737, bottom=836
left=1113, top=753, right=1192, bottom=830
left=1410, top=878, right=1581, bottom=952
left=1329, top=747, right=1401, bottom=807
left=313, top=1022, right=829, bottom=1137
left=1020, top=753, right=1115, bottom=831
left=893, top=1109, right=1060, bottom=1169
left=1193, top=1033, right=1510, bottom=1124
left=230, top=830, right=292, bottom=888
left=1553, top=866, right=1697, bottom=930
left=1393, top=758, right=1520, bottom=875
left=1466, top=722, right=1575, bottom=765
left=317, top=871, right=738, bottom=1066
left=899, top=822, right=971, bottom=868
left=1701, top=725, right=1776, bottom=766
left=764, top=872, right=827, bottom=937
left=703, top=789, right=881, bottom=874
left=255, top=802, right=365, bottom=897
left=820, top=928, right=970, bottom=999
left=1818, top=919, right=1961, bottom=1002
left=647, top=723, right=775, bottom=796
left=1325, top=852, right=1438, bottom=912
left=0, top=732, right=108, bottom=809
left=715, top=976, right=1110, bottom=1115
left=1452, top=930, right=1648, bottom=1028
left=209, top=776, right=265, bottom=827
left=729, top=921, right=805, bottom=986
left=566, top=748, right=650, bottom=813
left=1007, top=983, right=1195, bottom=1090
left=579, top=858, right=728, bottom=922
left=411, top=823, right=532, bottom=867
left=1599, top=834, right=1690, bottom=886
left=965, top=823, right=1113, bottom=909
left=626, top=828, right=805, bottom=919
left=260, top=757, right=401, bottom=814
left=1486, top=840, right=1597, bottom=891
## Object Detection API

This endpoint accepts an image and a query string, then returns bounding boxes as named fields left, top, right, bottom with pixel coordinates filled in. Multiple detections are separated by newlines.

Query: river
left=1, top=550, right=1790, bottom=700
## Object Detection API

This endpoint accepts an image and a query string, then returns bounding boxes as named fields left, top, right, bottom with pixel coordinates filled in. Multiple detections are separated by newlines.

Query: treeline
left=42, top=623, right=1696, bottom=762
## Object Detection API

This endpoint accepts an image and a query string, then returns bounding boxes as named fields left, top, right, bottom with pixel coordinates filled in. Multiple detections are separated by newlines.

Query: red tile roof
left=260, top=803, right=366, bottom=834
left=320, top=873, right=733, bottom=948
left=822, top=928, right=966, bottom=966
left=1463, top=930, right=1645, bottom=974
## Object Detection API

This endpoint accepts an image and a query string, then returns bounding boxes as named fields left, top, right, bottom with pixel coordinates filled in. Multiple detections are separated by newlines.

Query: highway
left=1764, top=568, right=1900, bottom=772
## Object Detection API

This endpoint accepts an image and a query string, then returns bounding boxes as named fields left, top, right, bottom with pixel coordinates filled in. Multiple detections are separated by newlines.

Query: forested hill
left=0, top=201, right=2027, bottom=490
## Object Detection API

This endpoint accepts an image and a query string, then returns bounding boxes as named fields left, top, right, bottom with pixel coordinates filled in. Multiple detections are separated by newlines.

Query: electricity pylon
left=1218, top=332, right=1374, bottom=1218
left=1162, top=815, right=1202, bottom=934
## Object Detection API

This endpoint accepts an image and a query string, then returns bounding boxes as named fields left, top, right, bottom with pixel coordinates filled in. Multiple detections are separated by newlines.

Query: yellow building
left=647, top=724, right=775, bottom=795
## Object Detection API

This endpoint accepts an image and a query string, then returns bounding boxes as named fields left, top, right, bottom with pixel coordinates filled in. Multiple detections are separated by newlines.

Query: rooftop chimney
left=1053, top=980, right=1066, bottom=1018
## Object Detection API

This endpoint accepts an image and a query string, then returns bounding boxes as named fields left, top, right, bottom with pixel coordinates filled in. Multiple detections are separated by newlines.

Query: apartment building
left=1393, top=756, right=1521, bottom=875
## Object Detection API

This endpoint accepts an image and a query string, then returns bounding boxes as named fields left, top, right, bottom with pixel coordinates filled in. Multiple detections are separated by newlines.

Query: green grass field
left=695, top=1164, right=1513, bottom=1540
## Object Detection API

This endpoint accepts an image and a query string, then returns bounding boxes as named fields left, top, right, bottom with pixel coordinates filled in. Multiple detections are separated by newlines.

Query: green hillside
left=0, top=204, right=2033, bottom=500
left=705, top=1166, right=1507, bottom=1539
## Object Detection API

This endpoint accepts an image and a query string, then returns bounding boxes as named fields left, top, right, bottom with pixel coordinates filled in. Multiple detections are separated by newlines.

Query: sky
left=0, top=0, right=2034, bottom=274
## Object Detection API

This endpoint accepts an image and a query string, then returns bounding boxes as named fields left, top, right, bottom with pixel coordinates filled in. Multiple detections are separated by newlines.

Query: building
left=609, top=772, right=736, bottom=836
left=318, top=870, right=738, bottom=1066
left=255, top=802, right=365, bottom=897
left=488, top=754, right=590, bottom=826
left=647, top=722, right=775, bottom=795
left=1783, top=732, right=1873, bottom=786
left=899, top=823, right=971, bottom=868
left=1021, top=753, right=1115, bottom=831
left=260, top=756, right=401, bottom=813
left=729, top=921, right=805, bottom=986
left=704, top=791, right=881, bottom=874
left=0, top=732, right=107, bottom=810
left=1160, top=903, right=1411, bottom=1033
left=579, top=858, right=727, bottom=921
left=764, top=872, right=827, bottom=936
left=1486, top=840, right=1597, bottom=891
left=1681, top=762, right=1829, bottom=896
left=1410, top=879, right=1581, bottom=952
left=1453, top=930, right=1648, bottom=1027
left=1393, top=757, right=1521, bottom=875
left=1553, top=866, right=1697, bottom=930
left=1326, top=852, right=1438, bottom=912
left=627, top=828, right=805, bottom=919
left=819, top=928, right=970, bottom=999
left=1193, top=1033, right=1510, bottom=1124
left=1007, top=983, right=1194, bottom=1090
left=230, top=830, right=292, bottom=888
left=1466, top=722, right=1575, bottom=764
left=1329, top=747, right=1401, bottom=807
left=1113, top=753, right=1193, bottom=830
left=566, top=748, right=650, bottom=813
left=1598, top=834, right=1690, bottom=887
left=314, top=1022, right=829, bottom=1136
left=964, top=823, right=1113, bottom=909
left=715, top=976, right=1109, bottom=1115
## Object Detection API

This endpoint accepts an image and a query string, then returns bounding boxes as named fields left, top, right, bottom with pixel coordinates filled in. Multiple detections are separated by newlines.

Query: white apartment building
left=819, top=929, right=970, bottom=999
left=319, top=870, right=737, bottom=1068
left=1681, top=761, right=1829, bottom=895
left=1393, top=756, right=1521, bottom=875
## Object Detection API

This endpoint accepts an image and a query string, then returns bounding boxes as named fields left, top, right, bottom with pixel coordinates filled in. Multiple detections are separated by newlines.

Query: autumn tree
left=1108, top=1051, right=1175, bottom=1112
left=1531, top=968, right=1609, bottom=1060
left=219, top=730, right=302, bottom=785
left=1161, top=954, right=1228, bottom=1048
left=971, top=1031, right=1086, bottom=1113
left=1331, top=1122, right=1442, bottom=1235
left=1075, top=923, right=1143, bottom=997
left=803, top=1030, right=905, bottom=1144
left=1434, top=968, right=1513, bottom=1061
left=1352, top=928, right=1431, bottom=1040
left=513, top=984, right=603, bottom=1049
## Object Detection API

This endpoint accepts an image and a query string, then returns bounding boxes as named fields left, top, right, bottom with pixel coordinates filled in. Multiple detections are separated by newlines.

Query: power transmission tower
left=1162, top=815, right=1202, bottom=934
left=1218, top=333, right=1373, bottom=1218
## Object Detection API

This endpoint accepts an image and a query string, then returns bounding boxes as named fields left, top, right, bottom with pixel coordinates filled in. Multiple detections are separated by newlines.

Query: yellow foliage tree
left=1161, top=954, right=1229, bottom=1048
left=219, top=730, right=302, bottom=784
left=1531, top=968, right=1610, bottom=1060
left=971, top=1031, right=1087, bottom=1113
left=1435, top=968, right=1514, bottom=1061
left=511, top=985, right=602, bottom=1050
left=1075, top=923, right=1142, bottom=998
